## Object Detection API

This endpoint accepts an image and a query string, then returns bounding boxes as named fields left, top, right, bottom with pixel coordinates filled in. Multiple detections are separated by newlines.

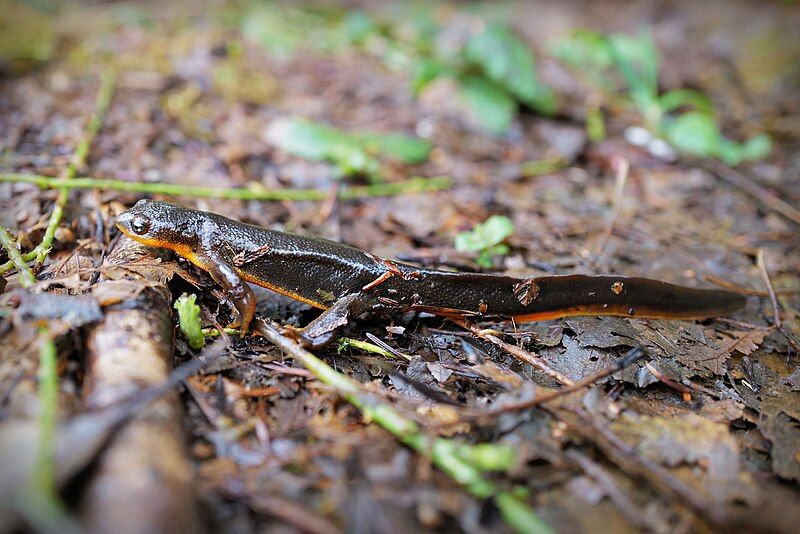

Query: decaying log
left=82, top=237, right=201, bottom=533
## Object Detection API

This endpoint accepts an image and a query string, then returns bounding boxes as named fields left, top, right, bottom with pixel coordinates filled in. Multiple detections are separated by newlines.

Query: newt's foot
left=280, top=324, right=330, bottom=349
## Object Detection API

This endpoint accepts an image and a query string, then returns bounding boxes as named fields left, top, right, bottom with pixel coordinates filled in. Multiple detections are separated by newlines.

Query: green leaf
left=658, top=89, right=714, bottom=116
left=266, top=118, right=430, bottom=178
left=662, top=111, right=721, bottom=157
left=455, top=215, right=514, bottom=267
left=174, top=294, right=205, bottom=350
left=607, top=31, right=659, bottom=101
left=355, top=133, right=432, bottom=164
left=411, top=58, right=453, bottom=94
left=716, top=133, right=772, bottom=166
left=741, top=133, right=772, bottom=161
left=481, top=216, right=515, bottom=245
left=266, top=118, right=344, bottom=161
left=551, top=30, right=613, bottom=70
left=606, top=31, right=661, bottom=126
left=457, top=76, right=516, bottom=133
left=463, top=24, right=554, bottom=114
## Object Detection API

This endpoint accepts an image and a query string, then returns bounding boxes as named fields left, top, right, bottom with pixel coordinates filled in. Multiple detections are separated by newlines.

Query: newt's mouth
left=115, top=210, right=134, bottom=235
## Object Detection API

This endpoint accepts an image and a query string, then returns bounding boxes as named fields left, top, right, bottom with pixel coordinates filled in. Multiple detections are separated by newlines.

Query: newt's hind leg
left=285, top=293, right=371, bottom=348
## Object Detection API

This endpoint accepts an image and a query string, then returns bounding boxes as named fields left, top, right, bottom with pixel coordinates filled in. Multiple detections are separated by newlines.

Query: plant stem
left=18, top=329, right=70, bottom=530
left=32, top=71, right=117, bottom=266
left=0, top=173, right=449, bottom=273
left=0, top=226, right=36, bottom=287
left=0, top=173, right=451, bottom=201
left=254, top=318, right=553, bottom=534
left=338, top=337, right=408, bottom=360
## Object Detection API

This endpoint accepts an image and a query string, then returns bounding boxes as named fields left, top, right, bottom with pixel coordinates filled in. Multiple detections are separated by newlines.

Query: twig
left=252, top=318, right=554, bottom=534
left=453, top=319, right=575, bottom=386
left=0, top=173, right=451, bottom=202
left=0, top=71, right=116, bottom=274
left=564, top=449, right=655, bottom=531
left=488, top=348, right=645, bottom=414
left=644, top=362, right=693, bottom=397
left=0, top=226, right=36, bottom=287
left=594, top=156, right=629, bottom=257
left=561, top=406, right=730, bottom=528
left=756, top=248, right=781, bottom=328
left=236, top=494, right=340, bottom=534
left=702, top=273, right=767, bottom=296
left=705, top=160, right=800, bottom=225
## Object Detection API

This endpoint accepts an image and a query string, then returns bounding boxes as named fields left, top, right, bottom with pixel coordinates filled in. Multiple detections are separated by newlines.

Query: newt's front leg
left=194, top=250, right=256, bottom=335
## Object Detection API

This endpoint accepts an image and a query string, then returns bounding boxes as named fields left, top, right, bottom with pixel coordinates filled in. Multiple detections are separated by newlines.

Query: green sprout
left=174, top=294, right=205, bottom=350
left=553, top=29, right=771, bottom=165
left=455, top=215, right=515, bottom=268
left=413, top=23, right=554, bottom=133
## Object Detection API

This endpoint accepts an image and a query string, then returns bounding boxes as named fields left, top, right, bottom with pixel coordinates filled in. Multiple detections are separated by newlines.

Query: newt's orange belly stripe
left=238, top=270, right=328, bottom=310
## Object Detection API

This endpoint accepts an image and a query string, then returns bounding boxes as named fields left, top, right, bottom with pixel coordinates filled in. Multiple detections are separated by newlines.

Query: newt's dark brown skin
left=117, top=199, right=747, bottom=347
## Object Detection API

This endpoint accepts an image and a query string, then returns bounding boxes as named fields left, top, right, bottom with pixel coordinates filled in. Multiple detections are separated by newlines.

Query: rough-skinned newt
left=116, top=199, right=747, bottom=347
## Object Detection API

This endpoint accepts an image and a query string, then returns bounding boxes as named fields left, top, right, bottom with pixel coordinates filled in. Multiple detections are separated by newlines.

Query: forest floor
left=1, top=1, right=799, bottom=532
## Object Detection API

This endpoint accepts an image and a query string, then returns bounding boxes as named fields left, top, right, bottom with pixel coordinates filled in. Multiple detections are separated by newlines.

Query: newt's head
left=116, top=199, right=203, bottom=257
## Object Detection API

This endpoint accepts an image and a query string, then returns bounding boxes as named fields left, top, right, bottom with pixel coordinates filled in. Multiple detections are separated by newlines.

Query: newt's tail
left=506, top=275, right=747, bottom=323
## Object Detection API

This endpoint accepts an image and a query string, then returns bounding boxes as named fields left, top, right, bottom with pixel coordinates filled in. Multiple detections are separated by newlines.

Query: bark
left=82, top=237, right=202, bottom=534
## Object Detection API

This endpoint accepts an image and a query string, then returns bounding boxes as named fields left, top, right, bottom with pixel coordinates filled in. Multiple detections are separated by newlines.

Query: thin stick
left=756, top=248, right=781, bottom=328
left=563, top=406, right=731, bottom=527
left=0, top=226, right=36, bottom=287
left=644, top=362, right=693, bottom=395
left=453, top=319, right=575, bottom=386
left=564, top=449, right=655, bottom=531
left=705, top=160, right=800, bottom=225
left=488, top=347, right=645, bottom=414
left=594, top=156, right=629, bottom=257
left=702, top=273, right=769, bottom=296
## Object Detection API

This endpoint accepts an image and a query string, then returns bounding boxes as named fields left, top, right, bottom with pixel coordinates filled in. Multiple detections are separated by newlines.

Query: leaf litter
left=0, top=1, right=799, bottom=532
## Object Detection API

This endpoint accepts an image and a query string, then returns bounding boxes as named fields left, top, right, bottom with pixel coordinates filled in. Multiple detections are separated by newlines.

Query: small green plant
left=552, top=30, right=771, bottom=165
left=239, top=4, right=550, bottom=135
left=174, top=293, right=205, bottom=350
left=413, top=23, right=554, bottom=133
left=455, top=215, right=515, bottom=268
left=266, top=117, right=431, bottom=181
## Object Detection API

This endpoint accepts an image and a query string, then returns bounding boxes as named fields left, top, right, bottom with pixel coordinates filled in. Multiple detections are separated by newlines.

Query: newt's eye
left=130, top=214, right=151, bottom=235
